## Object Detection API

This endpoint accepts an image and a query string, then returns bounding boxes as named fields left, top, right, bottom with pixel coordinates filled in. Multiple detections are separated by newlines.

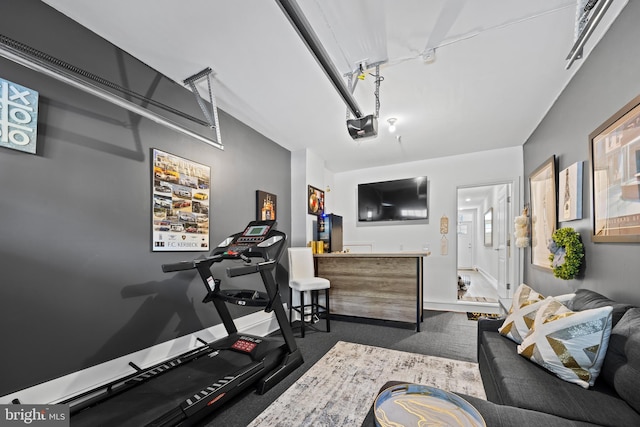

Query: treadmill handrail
left=162, top=254, right=224, bottom=272
left=226, top=260, right=276, bottom=278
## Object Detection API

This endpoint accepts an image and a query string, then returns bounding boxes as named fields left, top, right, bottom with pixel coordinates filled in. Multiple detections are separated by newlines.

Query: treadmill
left=68, top=220, right=303, bottom=426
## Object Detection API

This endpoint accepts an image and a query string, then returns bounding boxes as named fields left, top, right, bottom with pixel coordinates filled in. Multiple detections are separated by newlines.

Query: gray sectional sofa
left=476, top=289, right=640, bottom=426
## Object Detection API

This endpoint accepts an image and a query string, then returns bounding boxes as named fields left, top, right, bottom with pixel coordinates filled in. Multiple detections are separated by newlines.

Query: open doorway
left=456, top=183, right=512, bottom=307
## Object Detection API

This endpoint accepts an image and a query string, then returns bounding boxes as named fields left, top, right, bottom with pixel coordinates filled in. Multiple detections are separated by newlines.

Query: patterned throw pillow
left=499, top=284, right=574, bottom=344
left=517, top=297, right=613, bottom=388
left=499, top=284, right=546, bottom=343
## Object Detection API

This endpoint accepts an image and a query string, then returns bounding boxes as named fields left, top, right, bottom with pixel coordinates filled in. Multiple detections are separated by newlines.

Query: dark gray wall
left=523, top=1, right=640, bottom=306
left=0, top=0, right=291, bottom=396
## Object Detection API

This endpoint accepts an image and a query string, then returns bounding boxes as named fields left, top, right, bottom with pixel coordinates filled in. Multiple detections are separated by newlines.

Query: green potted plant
left=548, top=227, right=584, bottom=280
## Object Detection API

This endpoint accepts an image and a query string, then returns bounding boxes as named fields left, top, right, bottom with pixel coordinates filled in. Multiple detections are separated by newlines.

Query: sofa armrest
left=477, top=316, right=504, bottom=362
left=477, top=316, right=504, bottom=334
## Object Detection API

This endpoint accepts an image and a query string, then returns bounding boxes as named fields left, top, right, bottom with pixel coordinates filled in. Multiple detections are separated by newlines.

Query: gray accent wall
left=0, top=0, right=291, bottom=396
left=523, top=1, right=640, bottom=306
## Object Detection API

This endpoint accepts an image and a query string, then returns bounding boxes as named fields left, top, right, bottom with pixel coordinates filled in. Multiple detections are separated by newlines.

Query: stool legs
left=325, top=288, right=330, bottom=333
left=289, top=288, right=330, bottom=338
left=300, top=289, right=306, bottom=338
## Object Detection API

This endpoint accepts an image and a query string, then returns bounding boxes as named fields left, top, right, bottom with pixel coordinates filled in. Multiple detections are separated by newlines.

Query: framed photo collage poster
left=152, top=149, right=211, bottom=251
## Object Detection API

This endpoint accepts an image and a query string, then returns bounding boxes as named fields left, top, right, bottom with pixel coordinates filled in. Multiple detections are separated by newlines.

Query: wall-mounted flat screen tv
left=357, top=176, right=428, bottom=222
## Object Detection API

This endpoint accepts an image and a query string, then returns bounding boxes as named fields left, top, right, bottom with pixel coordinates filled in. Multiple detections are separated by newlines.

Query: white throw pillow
left=517, top=297, right=613, bottom=388
left=499, top=283, right=574, bottom=344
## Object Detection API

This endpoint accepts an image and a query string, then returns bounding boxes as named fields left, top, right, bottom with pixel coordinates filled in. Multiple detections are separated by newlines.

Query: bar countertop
left=313, top=251, right=431, bottom=258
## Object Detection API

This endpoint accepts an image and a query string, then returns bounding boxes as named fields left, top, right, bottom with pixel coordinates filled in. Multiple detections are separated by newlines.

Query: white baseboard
left=0, top=309, right=281, bottom=405
left=424, top=300, right=501, bottom=315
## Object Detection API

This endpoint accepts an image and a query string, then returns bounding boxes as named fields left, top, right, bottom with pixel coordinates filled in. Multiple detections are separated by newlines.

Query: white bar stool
left=287, top=247, right=330, bottom=338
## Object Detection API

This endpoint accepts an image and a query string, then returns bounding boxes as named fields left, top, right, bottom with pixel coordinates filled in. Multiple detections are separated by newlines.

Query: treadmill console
left=236, top=223, right=272, bottom=245
left=213, top=220, right=283, bottom=258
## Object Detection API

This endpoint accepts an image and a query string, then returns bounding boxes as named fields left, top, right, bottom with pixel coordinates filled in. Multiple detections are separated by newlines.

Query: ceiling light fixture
left=387, top=118, right=397, bottom=133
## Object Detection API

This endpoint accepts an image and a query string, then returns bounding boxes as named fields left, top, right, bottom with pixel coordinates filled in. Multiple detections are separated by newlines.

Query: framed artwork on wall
left=589, top=93, right=640, bottom=242
left=151, top=148, right=210, bottom=251
left=484, top=208, right=493, bottom=247
left=256, top=190, right=277, bottom=221
left=559, top=161, right=583, bottom=222
left=308, top=185, right=325, bottom=216
left=529, top=155, right=556, bottom=269
left=0, top=76, right=39, bottom=154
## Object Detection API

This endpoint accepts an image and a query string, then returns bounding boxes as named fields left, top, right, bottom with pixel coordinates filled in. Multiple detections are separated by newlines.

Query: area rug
left=247, top=341, right=485, bottom=427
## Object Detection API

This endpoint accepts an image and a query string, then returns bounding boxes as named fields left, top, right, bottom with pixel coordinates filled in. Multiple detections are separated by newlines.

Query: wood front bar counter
left=314, top=252, right=429, bottom=331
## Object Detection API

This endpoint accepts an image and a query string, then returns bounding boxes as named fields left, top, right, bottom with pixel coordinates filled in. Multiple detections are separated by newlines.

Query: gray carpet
left=200, top=311, right=478, bottom=426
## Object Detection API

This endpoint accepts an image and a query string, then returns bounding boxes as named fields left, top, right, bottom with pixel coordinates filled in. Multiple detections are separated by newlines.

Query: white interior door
left=458, top=181, right=518, bottom=303
left=457, top=210, right=474, bottom=269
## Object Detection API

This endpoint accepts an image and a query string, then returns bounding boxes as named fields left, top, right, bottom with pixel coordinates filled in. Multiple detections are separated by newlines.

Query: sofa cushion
left=457, top=394, right=600, bottom=427
left=518, top=297, right=612, bottom=388
left=480, top=331, right=640, bottom=426
left=495, top=375, right=640, bottom=426
left=601, top=307, right=640, bottom=413
left=499, top=284, right=574, bottom=344
left=568, top=289, right=634, bottom=327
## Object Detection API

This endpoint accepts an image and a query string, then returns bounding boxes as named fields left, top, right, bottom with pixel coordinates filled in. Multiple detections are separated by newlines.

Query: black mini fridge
left=317, top=213, right=343, bottom=253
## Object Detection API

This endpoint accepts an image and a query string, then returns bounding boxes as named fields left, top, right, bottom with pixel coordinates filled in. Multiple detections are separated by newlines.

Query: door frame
left=456, top=178, right=521, bottom=302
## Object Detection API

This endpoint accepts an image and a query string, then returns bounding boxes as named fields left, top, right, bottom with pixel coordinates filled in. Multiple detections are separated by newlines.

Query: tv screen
left=357, top=177, right=428, bottom=222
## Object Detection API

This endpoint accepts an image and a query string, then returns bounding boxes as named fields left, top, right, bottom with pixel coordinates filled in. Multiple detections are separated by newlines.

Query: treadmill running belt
left=71, top=354, right=255, bottom=427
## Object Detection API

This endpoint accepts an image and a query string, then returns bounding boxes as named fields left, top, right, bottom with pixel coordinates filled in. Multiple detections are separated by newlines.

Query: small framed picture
left=308, top=185, right=325, bottom=216
left=256, top=190, right=277, bottom=221
left=484, top=208, right=493, bottom=247
left=558, top=161, right=583, bottom=222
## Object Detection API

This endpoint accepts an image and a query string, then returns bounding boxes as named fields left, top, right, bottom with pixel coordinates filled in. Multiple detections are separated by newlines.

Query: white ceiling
left=458, top=185, right=500, bottom=211
left=41, top=0, right=627, bottom=173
